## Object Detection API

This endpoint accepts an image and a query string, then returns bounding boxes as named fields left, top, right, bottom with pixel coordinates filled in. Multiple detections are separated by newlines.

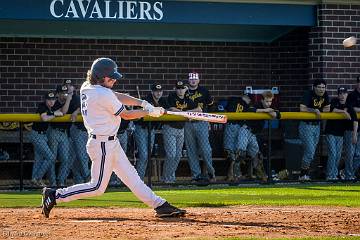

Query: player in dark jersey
left=325, top=87, right=357, bottom=181
left=29, top=91, right=63, bottom=187
left=162, top=81, right=200, bottom=183
left=299, top=79, right=330, bottom=181
left=344, top=77, right=360, bottom=181
left=223, top=94, right=250, bottom=182
left=134, top=83, right=167, bottom=180
left=48, top=84, right=75, bottom=186
left=184, top=71, right=216, bottom=182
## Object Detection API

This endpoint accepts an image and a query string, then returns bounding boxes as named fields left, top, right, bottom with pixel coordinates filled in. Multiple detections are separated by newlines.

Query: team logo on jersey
left=175, top=101, right=187, bottom=110
left=188, top=92, right=202, bottom=101
left=236, top=104, right=244, bottom=112
left=313, top=98, right=324, bottom=108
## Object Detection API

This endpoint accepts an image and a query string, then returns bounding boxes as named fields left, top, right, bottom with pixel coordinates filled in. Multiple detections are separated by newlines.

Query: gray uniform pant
left=325, top=134, right=343, bottom=179
left=162, top=125, right=184, bottom=183
left=134, top=125, right=155, bottom=180
left=70, top=125, right=90, bottom=184
left=48, top=127, right=73, bottom=185
left=184, top=121, right=214, bottom=179
left=343, top=131, right=360, bottom=180
left=298, top=122, right=320, bottom=170
left=28, top=130, right=56, bottom=185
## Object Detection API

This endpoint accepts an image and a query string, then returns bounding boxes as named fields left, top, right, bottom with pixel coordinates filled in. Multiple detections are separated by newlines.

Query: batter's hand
left=148, top=107, right=164, bottom=117
left=141, top=100, right=154, bottom=112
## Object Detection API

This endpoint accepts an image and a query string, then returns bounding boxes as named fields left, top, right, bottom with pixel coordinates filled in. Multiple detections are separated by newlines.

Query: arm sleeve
left=347, top=106, right=358, bottom=122
left=37, top=103, right=49, bottom=115
left=302, top=91, right=311, bottom=106
left=346, top=93, right=355, bottom=108
left=324, top=93, right=330, bottom=106
left=205, top=89, right=214, bottom=106
left=329, top=98, right=336, bottom=112
left=103, top=91, right=125, bottom=116
left=167, top=94, right=176, bottom=108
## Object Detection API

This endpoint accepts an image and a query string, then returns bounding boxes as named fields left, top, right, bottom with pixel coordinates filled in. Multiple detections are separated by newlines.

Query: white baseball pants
left=55, top=136, right=165, bottom=209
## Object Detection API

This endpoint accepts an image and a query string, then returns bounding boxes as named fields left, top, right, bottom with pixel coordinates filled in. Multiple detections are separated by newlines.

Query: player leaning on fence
left=41, top=57, right=186, bottom=219
left=344, top=76, right=360, bottom=180
left=29, top=91, right=64, bottom=187
left=223, top=93, right=250, bottom=182
left=299, top=80, right=330, bottom=181
left=324, top=87, right=358, bottom=181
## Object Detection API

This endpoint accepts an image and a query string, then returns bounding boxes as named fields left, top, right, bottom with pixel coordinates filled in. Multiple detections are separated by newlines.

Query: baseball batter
left=41, top=57, right=186, bottom=218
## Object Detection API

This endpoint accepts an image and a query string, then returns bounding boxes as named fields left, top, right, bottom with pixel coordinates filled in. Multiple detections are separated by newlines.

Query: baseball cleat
left=155, top=201, right=186, bottom=218
left=41, top=187, right=56, bottom=218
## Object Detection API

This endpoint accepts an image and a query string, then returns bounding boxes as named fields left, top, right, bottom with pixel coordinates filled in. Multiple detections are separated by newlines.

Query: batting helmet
left=90, top=58, right=123, bottom=81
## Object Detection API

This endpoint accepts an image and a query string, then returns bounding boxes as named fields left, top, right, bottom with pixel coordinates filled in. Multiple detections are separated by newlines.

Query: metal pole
left=147, top=121, right=152, bottom=188
left=19, top=122, right=24, bottom=191
left=267, top=120, right=272, bottom=184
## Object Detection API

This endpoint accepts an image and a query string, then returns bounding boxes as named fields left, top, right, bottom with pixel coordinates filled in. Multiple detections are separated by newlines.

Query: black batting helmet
left=90, top=58, right=123, bottom=81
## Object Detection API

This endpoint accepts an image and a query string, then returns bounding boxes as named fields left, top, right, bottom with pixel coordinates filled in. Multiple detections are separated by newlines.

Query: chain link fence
left=0, top=117, right=359, bottom=190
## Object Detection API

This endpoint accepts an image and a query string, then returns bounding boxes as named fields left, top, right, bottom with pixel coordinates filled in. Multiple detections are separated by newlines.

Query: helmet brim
left=109, top=71, right=123, bottom=80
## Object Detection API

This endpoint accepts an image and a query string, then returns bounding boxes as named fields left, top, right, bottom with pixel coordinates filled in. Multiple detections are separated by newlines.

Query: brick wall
left=271, top=27, right=310, bottom=111
left=309, top=4, right=360, bottom=96
left=0, top=29, right=309, bottom=113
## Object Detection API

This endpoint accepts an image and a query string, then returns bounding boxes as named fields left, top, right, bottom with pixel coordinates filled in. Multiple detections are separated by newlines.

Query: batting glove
left=148, top=107, right=164, bottom=118
left=141, top=100, right=154, bottom=111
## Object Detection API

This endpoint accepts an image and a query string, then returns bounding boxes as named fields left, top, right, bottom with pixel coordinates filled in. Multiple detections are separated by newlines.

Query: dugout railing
left=0, top=112, right=358, bottom=190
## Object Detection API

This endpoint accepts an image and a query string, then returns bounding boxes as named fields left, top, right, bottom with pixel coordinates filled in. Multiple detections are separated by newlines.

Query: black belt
left=91, top=134, right=115, bottom=140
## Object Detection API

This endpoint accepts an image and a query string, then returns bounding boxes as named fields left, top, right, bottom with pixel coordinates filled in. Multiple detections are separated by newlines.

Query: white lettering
left=77, top=0, right=91, bottom=18
left=89, top=0, right=103, bottom=18
left=126, top=1, right=138, bottom=20
left=117, top=1, right=124, bottom=19
left=50, top=0, right=164, bottom=21
left=65, top=1, right=79, bottom=18
left=153, top=2, right=163, bottom=20
left=50, top=0, right=64, bottom=18
left=105, top=0, right=117, bottom=18
left=139, top=2, right=152, bottom=20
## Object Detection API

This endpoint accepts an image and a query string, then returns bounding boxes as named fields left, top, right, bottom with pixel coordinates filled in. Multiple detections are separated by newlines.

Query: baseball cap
left=91, top=58, right=123, bottom=81
left=45, top=91, right=56, bottom=100
left=64, top=79, right=72, bottom=85
left=176, top=80, right=186, bottom=89
left=188, top=71, right=199, bottom=80
left=151, top=83, right=162, bottom=91
left=56, top=84, right=68, bottom=93
left=337, top=86, right=348, bottom=94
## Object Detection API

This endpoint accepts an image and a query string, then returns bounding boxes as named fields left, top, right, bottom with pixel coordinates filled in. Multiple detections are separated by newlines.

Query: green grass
left=0, top=183, right=359, bottom=208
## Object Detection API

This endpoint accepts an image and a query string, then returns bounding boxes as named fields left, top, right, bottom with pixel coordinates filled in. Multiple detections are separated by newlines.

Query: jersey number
left=81, top=94, right=88, bottom=116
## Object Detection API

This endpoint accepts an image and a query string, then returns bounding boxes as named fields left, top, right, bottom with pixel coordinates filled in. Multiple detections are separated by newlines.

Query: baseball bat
left=166, top=111, right=227, bottom=124
left=136, top=85, right=141, bottom=99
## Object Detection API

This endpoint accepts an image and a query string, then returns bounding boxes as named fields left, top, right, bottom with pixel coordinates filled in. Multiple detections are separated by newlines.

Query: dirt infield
left=0, top=206, right=359, bottom=240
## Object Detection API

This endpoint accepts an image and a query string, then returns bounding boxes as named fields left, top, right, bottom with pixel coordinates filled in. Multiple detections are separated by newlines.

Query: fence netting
left=0, top=118, right=359, bottom=190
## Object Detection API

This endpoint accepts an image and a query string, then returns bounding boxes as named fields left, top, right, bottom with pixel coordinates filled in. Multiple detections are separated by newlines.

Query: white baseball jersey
left=80, top=82, right=124, bottom=136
